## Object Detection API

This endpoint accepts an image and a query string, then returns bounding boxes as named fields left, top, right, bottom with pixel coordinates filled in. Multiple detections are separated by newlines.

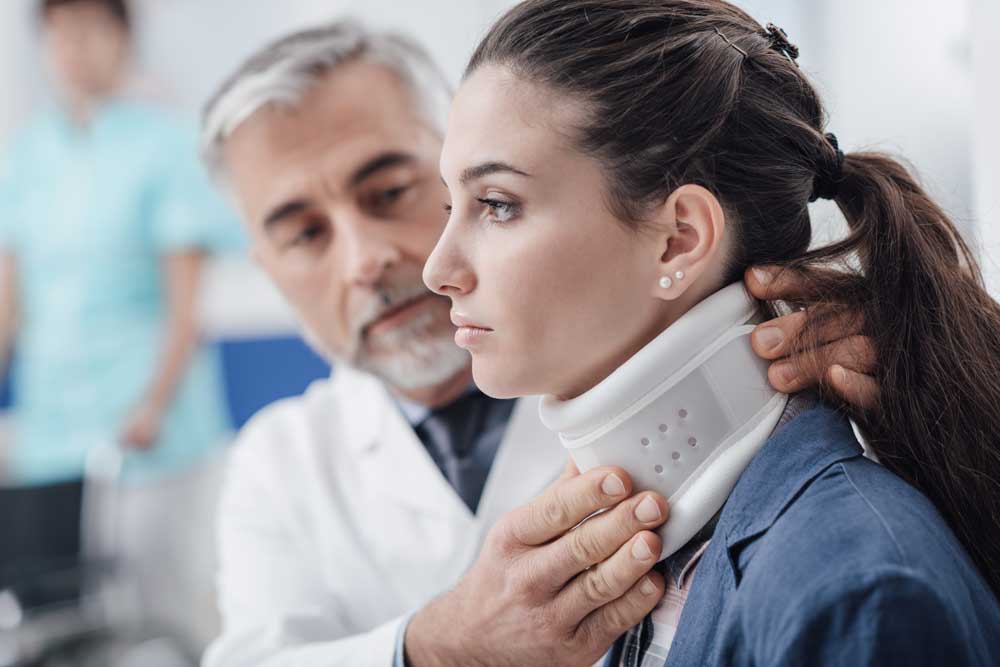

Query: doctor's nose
left=341, top=224, right=401, bottom=287
left=423, top=234, right=476, bottom=297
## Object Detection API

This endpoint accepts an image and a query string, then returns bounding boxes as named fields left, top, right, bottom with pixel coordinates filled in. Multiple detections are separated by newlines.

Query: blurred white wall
left=973, top=0, right=1000, bottom=295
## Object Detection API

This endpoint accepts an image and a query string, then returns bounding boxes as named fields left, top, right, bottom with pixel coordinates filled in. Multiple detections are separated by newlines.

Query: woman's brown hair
left=469, top=0, right=1000, bottom=596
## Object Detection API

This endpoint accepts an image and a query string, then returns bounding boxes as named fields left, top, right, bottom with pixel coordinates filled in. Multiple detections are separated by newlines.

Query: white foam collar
left=538, top=282, right=788, bottom=559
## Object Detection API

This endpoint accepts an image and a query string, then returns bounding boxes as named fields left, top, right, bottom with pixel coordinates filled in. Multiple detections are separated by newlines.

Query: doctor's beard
left=303, top=283, right=471, bottom=391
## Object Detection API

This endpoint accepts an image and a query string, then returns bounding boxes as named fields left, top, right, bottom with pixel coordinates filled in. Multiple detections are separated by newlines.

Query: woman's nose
left=423, top=229, right=476, bottom=297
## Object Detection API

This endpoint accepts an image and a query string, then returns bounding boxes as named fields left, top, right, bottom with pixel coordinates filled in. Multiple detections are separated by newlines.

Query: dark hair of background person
left=469, top=0, right=1000, bottom=597
left=38, top=0, right=131, bottom=31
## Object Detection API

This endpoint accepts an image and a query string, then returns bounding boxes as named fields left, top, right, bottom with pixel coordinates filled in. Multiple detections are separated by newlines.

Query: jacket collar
left=718, top=402, right=864, bottom=553
left=334, top=365, right=390, bottom=454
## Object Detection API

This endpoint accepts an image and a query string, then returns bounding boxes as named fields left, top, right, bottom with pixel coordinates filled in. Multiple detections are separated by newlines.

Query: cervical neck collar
left=539, top=282, right=788, bottom=560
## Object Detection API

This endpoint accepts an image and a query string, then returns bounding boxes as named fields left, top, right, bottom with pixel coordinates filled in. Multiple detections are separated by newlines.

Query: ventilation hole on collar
left=671, top=451, right=681, bottom=461
left=654, top=464, right=664, bottom=474
left=678, top=409, right=688, bottom=419
left=641, top=438, right=650, bottom=447
left=688, top=437, right=697, bottom=447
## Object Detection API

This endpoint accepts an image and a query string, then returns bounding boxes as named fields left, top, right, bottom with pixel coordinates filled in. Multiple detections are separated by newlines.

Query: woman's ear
left=648, top=184, right=727, bottom=300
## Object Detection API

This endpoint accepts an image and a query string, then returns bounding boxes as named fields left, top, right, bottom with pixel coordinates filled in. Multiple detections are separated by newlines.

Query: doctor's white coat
left=202, top=365, right=567, bottom=667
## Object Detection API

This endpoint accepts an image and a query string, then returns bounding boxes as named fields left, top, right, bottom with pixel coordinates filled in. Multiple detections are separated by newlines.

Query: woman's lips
left=454, top=326, right=492, bottom=349
left=451, top=312, right=493, bottom=350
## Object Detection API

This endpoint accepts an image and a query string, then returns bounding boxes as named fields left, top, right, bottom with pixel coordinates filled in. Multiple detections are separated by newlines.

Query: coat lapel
left=336, top=365, right=470, bottom=520
left=475, top=396, right=569, bottom=532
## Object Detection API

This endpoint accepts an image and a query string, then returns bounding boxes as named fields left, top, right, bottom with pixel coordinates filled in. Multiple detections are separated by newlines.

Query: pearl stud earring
left=675, top=271, right=686, bottom=281
left=659, top=276, right=673, bottom=289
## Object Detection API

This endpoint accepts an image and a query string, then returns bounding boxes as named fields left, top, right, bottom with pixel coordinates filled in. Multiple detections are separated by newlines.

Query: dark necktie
left=413, top=391, right=516, bottom=513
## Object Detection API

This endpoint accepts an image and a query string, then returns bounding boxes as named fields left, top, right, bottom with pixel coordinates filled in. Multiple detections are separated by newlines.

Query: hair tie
left=810, top=132, right=846, bottom=202
left=765, top=23, right=799, bottom=66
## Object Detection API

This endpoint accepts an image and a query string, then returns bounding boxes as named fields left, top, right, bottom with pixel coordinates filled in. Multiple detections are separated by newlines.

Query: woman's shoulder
left=732, top=403, right=973, bottom=583
left=747, top=456, right=950, bottom=585
left=726, top=412, right=1000, bottom=661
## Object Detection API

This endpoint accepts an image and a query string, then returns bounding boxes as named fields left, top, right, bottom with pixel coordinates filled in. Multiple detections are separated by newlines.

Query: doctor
left=199, top=22, right=877, bottom=667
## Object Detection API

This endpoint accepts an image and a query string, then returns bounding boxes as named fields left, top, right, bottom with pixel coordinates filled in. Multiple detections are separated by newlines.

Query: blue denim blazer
left=608, top=403, right=1000, bottom=666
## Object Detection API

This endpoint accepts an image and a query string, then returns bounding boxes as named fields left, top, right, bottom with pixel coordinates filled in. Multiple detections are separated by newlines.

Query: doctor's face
left=425, top=66, right=667, bottom=400
left=222, top=63, right=468, bottom=390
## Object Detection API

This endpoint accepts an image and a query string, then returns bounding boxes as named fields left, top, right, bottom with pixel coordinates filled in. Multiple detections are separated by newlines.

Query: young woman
left=423, top=1, right=1000, bottom=664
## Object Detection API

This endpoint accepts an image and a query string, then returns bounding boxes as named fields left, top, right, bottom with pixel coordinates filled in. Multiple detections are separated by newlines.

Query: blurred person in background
left=0, top=0, right=236, bottom=615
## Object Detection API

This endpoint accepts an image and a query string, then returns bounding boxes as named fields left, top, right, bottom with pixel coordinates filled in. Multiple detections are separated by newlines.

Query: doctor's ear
left=648, top=184, right=727, bottom=300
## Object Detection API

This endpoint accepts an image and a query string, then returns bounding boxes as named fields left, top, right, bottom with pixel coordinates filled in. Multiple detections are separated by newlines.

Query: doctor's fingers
left=575, top=570, right=666, bottom=656
left=827, top=365, right=880, bottom=411
left=504, top=466, right=636, bottom=547
left=768, top=335, right=876, bottom=396
left=553, top=530, right=663, bottom=626
left=559, top=458, right=581, bottom=481
left=751, top=308, right=866, bottom=361
left=745, top=264, right=829, bottom=302
left=535, top=491, right=669, bottom=588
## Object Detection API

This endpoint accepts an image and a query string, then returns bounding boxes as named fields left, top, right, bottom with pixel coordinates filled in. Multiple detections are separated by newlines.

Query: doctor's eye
left=292, top=224, right=324, bottom=245
left=280, top=219, right=329, bottom=250
left=365, top=183, right=415, bottom=215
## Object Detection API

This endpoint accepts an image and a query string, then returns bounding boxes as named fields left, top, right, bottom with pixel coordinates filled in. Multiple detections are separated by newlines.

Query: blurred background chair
left=0, top=442, right=207, bottom=666
left=0, top=336, right=329, bottom=666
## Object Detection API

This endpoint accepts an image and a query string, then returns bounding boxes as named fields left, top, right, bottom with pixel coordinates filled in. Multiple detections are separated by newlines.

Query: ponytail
left=787, top=150, right=1000, bottom=596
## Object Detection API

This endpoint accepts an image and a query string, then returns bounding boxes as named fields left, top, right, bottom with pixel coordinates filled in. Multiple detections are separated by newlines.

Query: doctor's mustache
left=354, top=281, right=449, bottom=342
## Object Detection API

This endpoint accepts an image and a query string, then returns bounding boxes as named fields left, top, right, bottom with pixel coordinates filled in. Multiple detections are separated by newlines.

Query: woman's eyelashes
left=442, top=195, right=522, bottom=225
left=477, top=197, right=520, bottom=224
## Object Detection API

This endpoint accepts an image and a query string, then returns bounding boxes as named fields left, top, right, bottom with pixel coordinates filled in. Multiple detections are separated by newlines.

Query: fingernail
left=755, top=326, right=784, bottom=353
left=774, top=361, right=798, bottom=386
left=752, top=267, right=773, bottom=286
left=602, top=473, right=627, bottom=497
left=632, top=537, right=654, bottom=561
left=634, top=497, right=661, bottom=523
left=640, top=577, right=658, bottom=596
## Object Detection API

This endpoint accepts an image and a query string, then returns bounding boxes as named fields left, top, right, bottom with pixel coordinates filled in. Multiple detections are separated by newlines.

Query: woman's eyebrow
left=460, top=161, right=532, bottom=186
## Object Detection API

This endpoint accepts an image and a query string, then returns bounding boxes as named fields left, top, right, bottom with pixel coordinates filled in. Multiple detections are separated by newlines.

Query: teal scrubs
left=0, top=99, right=243, bottom=485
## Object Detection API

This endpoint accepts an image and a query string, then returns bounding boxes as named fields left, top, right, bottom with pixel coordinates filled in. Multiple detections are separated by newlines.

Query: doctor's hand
left=405, top=463, right=669, bottom=667
left=745, top=265, right=879, bottom=410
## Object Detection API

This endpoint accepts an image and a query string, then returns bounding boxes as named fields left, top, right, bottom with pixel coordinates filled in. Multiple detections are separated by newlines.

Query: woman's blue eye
left=477, top=197, right=519, bottom=223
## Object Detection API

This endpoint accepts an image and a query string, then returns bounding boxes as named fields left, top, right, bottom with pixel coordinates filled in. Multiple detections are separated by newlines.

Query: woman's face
left=425, top=66, right=691, bottom=400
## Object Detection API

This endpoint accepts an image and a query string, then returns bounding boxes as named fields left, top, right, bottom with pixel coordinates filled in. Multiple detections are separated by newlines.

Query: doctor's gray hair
left=200, top=20, right=452, bottom=176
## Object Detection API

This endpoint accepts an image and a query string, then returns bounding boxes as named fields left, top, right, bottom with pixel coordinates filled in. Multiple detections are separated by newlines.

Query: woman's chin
left=471, top=362, right=533, bottom=399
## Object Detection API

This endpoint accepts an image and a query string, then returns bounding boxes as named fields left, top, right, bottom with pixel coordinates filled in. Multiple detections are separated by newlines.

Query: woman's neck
left=556, top=281, right=720, bottom=401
